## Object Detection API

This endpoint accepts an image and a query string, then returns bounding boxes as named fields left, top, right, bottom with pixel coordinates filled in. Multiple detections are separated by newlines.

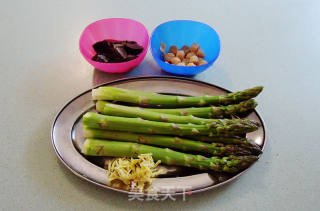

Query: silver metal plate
left=51, top=76, right=266, bottom=195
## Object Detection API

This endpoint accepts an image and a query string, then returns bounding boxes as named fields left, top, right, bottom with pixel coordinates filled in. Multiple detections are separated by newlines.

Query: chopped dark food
left=125, top=40, right=137, bottom=44
left=92, top=41, right=110, bottom=54
left=92, top=54, right=109, bottom=63
left=125, top=43, right=144, bottom=55
left=115, top=46, right=128, bottom=59
left=127, top=55, right=138, bottom=61
left=92, top=39, right=143, bottom=63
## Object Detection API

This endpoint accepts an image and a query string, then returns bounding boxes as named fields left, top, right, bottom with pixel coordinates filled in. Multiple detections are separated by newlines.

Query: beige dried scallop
left=170, top=57, right=181, bottom=65
left=189, top=55, right=199, bottom=64
left=181, top=45, right=190, bottom=54
left=169, top=46, right=178, bottom=55
left=197, top=49, right=205, bottom=58
left=164, top=53, right=175, bottom=62
left=186, top=52, right=196, bottom=59
left=190, top=43, right=200, bottom=52
left=198, top=59, right=208, bottom=65
left=176, top=50, right=185, bottom=60
left=182, top=58, right=190, bottom=65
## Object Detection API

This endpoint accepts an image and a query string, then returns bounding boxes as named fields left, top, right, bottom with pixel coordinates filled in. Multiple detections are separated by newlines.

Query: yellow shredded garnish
left=106, top=154, right=162, bottom=192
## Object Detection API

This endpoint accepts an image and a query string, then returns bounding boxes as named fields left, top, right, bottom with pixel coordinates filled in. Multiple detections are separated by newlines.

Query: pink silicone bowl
left=79, top=18, right=149, bottom=73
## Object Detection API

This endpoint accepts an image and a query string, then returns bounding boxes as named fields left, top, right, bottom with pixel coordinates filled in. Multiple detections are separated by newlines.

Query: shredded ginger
left=107, top=154, right=162, bottom=192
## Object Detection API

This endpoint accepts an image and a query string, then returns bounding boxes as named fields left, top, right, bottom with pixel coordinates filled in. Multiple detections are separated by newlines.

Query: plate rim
left=51, top=75, right=266, bottom=196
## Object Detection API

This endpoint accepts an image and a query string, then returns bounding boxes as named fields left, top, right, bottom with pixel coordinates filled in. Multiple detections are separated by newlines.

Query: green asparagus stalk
left=189, top=135, right=251, bottom=144
left=144, top=99, right=257, bottom=118
left=92, top=86, right=263, bottom=107
left=82, top=112, right=259, bottom=136
left=82, top=139, right=259, bottom=173
left=186, top=135, right=262, bottom=155
left=83, top=127, right=262, bottom=156
left=96, top=100, right=256, bottom=125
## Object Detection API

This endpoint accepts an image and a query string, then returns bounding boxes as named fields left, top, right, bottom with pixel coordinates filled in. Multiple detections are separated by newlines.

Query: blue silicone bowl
left=151, top=20, right=220, bottom=76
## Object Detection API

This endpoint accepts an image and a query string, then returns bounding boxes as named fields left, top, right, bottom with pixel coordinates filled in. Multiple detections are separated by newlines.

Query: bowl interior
left=80, top=18, right=149, bottom=60
left=151, top=20, right=220, bottom=75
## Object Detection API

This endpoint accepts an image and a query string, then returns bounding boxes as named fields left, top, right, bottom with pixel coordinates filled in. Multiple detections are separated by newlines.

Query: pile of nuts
left=161, top=43, right=208, bottom=66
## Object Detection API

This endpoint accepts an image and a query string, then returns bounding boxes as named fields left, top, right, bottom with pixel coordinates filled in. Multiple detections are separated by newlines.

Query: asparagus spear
left=82, top=112, right=259, bottom=136
left=188, top=135, right=262, bottom=155
left=189, top=135, right=252, bottom=144
left=96, top=100, right=256, bottom=125
left=92, top=86, right=263, bottom=107
left=144, top=99, right=257, bottom=118
left=83, top=127, right=262, bottom=156
left=82, top=139, right=259, bottom=173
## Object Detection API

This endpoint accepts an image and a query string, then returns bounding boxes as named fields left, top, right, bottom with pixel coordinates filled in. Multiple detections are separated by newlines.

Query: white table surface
left=1, top=0, right=320, bottom=210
